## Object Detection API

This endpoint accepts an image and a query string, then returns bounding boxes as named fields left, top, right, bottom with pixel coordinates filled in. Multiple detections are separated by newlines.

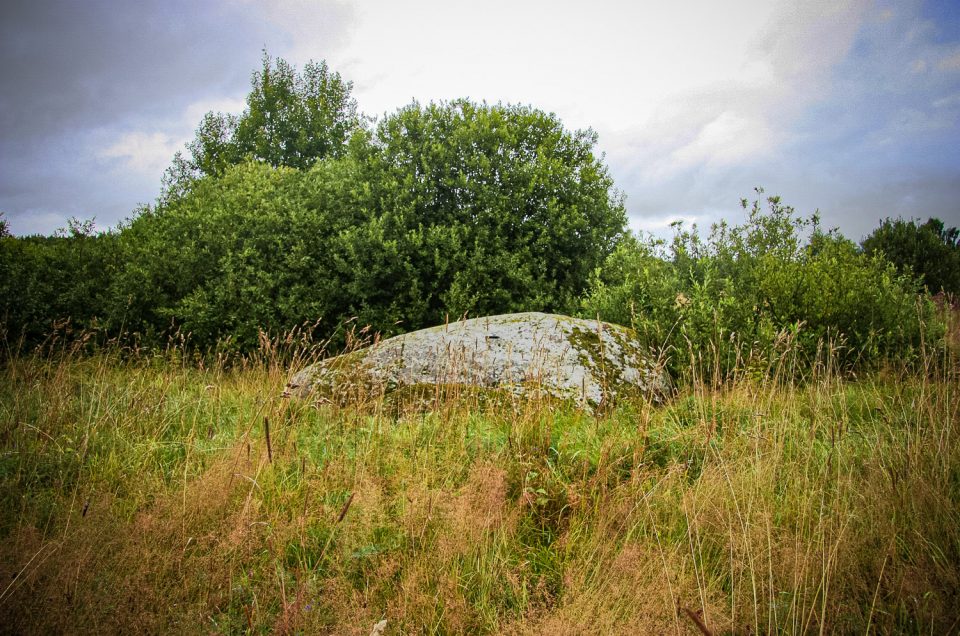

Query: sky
left=1, top=0, right=958, bottom=241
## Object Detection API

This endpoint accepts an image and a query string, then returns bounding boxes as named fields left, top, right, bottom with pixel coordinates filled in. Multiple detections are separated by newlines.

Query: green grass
left=0, top=340, right=958, bottom=634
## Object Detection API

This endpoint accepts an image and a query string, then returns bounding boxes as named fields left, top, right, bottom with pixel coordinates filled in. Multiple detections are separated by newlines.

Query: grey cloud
left=0, top=0, right=282, bottom=141
left=0, top=0, right=354, bottom=234
left=619, top=0, right=960, bottom=243
left=622, top=157, right=960, bottom=245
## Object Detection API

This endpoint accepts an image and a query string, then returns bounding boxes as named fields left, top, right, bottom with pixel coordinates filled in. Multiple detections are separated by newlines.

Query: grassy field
left=0, top=332, right=958, bottom=634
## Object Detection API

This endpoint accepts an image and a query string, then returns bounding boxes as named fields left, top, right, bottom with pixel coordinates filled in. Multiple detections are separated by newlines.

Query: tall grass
left=0, top=316, right=957, bottom=634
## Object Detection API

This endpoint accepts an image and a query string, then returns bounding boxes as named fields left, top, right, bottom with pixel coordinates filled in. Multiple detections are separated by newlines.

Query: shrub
left=0, top=219, right=117, bottom=352
left=861, top=216, right=960, bottom=295
left=582, top=191, right=937, bottom=380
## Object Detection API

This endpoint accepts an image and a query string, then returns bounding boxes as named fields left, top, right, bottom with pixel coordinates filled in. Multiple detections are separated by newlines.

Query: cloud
left=0, top=0, right=351, bottom=234
left=754, top=0, right=870, bottom=89
left=183, top=97, right=250, bottom=125
left=1, top=0, right=957, bottom=241
left=613, top=0, right=960, bottom=239
left=303, top=0, right=788, bottom=127
left=97, top=96, right=250, bottom=178
left=0, top=0, right=277, bottom=142
left=666, top=111, right=778, bottom=173
left=933, top=92, right=960, bottom=108
left=627, top=213, right=704, bottom=237
left=240, top=0, right=356, bottom=63
left=596, top=1, right=871, bottom=183
left=99, top=132, right=183, bottom=176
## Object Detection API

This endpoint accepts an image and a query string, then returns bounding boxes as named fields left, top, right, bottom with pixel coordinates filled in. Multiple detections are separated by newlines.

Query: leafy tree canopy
left=364, top=99, right=627, bottom=321
left=861, top=217, right=960, bottom=295
left=163, top=52, right=359, bottom=198
left=108, top=98, right=627, bottom=349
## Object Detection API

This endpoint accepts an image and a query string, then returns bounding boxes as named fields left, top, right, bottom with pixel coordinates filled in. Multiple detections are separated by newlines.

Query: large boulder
left=286, top=312, right=669, bottom=408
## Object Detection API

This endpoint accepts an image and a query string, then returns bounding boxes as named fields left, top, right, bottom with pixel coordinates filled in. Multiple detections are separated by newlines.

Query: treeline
left=1, top=55, right=624, bottom=352
left=1, top=55, right=957, bottom=372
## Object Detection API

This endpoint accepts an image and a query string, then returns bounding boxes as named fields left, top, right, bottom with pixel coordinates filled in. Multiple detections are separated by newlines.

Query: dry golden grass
left=1, top=321, right=958, bottom=633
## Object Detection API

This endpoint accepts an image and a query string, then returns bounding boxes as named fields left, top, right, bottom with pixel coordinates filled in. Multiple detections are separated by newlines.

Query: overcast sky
left=2, top=0, right=958, bottom=240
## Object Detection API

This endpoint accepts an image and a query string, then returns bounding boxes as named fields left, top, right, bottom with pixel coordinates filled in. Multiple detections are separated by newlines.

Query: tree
left=363, top=99, right=627, bottom=323
left=114, top=162, right=331, bottom=348
left=861, top=217, right=960, bottom=295
left=235, top=55, right=358, bottom=168
left=114, top=98, right=627, bottom=350
left=163, top=53, right=359, bottom=198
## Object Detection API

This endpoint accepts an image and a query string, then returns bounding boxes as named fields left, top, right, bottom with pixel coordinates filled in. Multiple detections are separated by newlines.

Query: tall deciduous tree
left=163, top=53, right=359, bottom=198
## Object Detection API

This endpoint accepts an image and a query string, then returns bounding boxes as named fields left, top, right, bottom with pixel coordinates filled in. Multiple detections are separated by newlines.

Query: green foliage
left=2, top=51, right=944, bottom=375
left=365, top=100, right=626, bottom=320
left=105, top=98, right=625, bottom=350
left=163, top=53, right=359, bottom=199
left=579, top=232, right=679, bottom=339
left=0, top=219, right=116, bottom=350
left=861, top=216, right=960, bottom=295
left=111, top=160, right=369, bottom=349
left=115, top=164, right=294, bottom=346
left=583, top=191, right=935, bottom=377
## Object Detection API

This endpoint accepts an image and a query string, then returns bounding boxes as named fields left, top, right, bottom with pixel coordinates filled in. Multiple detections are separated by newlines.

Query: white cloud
left=933, top=92, right=960, bottom=109
left=183, top=97, right=248, bottom=125
left=236, top=0, right=355, bottom=62
left=666, top=111, right=778, bottom=173
left=628, top=213, right=703, bottom=236
left=97, top=96, right=249, bottom=178
left=99, top=131, right=183, bottom=176
left=754, top=0, right=870, bottom=87
left=193, top=0, right=871, bottom=190
left=583, top=0, right=873, bottom=218
left=288, top=0, right=785, bottom=127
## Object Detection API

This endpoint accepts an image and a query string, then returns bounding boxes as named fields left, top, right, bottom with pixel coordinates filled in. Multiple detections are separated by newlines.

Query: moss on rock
left=287, top=312, right=669, bottom=410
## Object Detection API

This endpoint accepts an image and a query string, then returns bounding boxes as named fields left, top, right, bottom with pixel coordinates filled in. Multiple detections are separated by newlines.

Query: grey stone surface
left=286, top=312, right=669, bottom=407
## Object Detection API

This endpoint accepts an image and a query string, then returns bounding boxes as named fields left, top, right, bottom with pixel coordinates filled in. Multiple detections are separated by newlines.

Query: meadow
left=3, top=51, right=959, bottom=635
left=1, top=320, right=957, bottom=635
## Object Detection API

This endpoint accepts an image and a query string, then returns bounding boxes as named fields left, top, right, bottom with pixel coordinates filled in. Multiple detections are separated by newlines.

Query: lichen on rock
left=286, top=312, right=669, bottom=409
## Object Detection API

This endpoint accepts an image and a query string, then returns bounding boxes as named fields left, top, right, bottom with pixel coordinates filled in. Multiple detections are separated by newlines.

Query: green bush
left=0, top=219, right=117, bottom=351
left=861, top=216, right=960, bottom=295
left=363, top=99, right=626, bottom=320
left=102, top=100, right=625, bottom=351
left=582, top=191, right=936, bottom=379
left=108, top=160, right=358, bottom=350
